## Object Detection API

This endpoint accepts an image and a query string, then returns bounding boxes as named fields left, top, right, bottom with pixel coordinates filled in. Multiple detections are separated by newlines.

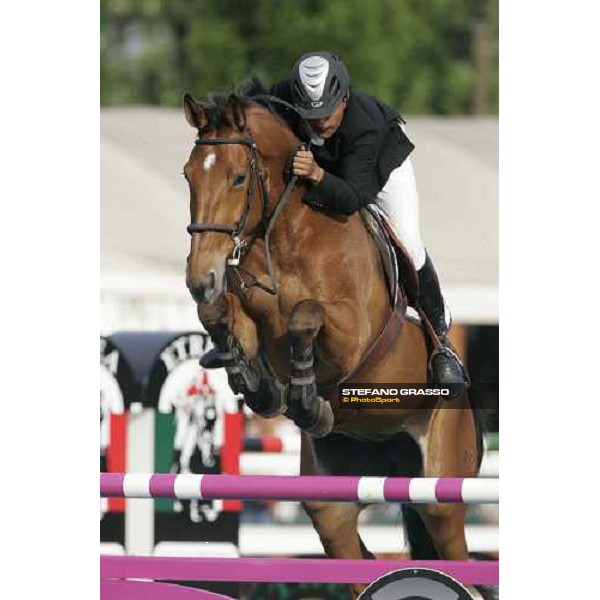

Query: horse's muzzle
left=188, top=270, right=219, bottom=304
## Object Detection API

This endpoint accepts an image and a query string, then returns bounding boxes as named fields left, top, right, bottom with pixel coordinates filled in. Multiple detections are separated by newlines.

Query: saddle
left=359, top=206, right=420, bottom=309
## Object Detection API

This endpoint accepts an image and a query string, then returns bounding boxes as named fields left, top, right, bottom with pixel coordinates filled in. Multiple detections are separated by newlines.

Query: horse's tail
left=401, top=504, right=440, bottom=559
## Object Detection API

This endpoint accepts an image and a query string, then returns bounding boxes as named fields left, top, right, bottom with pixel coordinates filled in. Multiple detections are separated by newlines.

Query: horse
left=182, top=84, right=484, bottom=598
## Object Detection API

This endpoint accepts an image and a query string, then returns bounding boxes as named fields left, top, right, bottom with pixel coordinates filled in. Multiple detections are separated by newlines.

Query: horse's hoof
left=199, top=348, right=225, bottom=369
left=304, top=397, right=334, bottom=438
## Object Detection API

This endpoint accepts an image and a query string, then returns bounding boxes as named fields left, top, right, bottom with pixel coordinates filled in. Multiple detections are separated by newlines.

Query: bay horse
left=182, top=86, right=484, bottom=598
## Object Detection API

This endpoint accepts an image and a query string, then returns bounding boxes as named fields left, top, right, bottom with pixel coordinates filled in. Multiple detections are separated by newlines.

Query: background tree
left=100, top=0, right=498, bottom=115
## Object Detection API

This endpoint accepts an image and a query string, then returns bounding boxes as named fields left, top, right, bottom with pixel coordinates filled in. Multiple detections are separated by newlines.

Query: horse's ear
left=227, top=95, right=246, bottom=132
left=183, top=93, right=208, bottom=130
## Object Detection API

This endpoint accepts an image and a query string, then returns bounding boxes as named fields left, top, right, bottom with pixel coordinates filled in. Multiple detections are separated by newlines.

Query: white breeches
left=375, top=156, right=426, bottom=270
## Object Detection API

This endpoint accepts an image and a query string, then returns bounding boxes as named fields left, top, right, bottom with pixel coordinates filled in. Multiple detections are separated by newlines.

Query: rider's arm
left=304, top=129, right=379, bottom=215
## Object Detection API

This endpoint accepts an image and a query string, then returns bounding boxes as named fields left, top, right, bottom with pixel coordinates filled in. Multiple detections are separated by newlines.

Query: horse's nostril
left=206, top=271, right=216, bottom=289
left=190, top=284, right=206, bottom=303
left=189, top=271, right=218, bottom=304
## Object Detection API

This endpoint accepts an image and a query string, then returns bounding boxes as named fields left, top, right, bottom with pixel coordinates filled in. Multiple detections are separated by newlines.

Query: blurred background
left=101, top=0, right=498, bottom=114
left=100, top=2, right=498, bottom=596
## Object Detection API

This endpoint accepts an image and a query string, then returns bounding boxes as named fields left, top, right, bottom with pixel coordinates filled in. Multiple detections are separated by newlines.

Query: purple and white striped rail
left=101, top=556, right=499, bottom=586
left=100, top=473, right=498, bottom=504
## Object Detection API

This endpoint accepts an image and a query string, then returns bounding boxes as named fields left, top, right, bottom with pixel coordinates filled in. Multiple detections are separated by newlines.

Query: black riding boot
left=418, top=253, right=468, bottom=389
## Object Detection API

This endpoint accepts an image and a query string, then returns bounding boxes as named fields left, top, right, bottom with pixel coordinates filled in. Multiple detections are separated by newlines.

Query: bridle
left=186, top=95, right=311, bottom=296
left=187, top=136, right=270, bottom=268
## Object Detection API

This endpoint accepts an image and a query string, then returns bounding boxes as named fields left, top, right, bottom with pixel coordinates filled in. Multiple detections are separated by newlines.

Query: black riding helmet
left=291, top=51, right=350, bottom=120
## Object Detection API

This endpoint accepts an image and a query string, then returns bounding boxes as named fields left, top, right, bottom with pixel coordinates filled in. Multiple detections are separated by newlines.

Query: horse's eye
left=233, top=173, right=246, bottom=188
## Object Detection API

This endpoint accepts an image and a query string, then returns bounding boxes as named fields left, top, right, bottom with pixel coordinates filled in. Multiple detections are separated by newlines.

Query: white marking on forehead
left=203, top=153, right=217, bottom=172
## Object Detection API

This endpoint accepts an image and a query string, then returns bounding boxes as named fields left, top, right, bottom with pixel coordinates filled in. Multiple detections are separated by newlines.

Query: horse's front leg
left=198, top=293, right=286, bottom=418
left=286, top=300, right=334, bottom=437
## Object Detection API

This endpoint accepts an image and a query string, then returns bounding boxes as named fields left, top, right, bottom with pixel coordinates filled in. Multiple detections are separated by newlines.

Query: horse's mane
left=198, top=78, right=276, bottom=128
left=200, top=77, right=309, bottom=141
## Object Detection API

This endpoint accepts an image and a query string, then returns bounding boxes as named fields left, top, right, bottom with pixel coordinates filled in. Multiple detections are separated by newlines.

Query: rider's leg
left=418, top=254, right=468, bottom=386
left=375, top=157, right=467, bottom=386
left=376, top=156, right=426, bottom=270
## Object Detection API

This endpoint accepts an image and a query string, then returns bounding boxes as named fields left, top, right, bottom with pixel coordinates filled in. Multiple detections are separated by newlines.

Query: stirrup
left=428, top=344, right=463, bottom=374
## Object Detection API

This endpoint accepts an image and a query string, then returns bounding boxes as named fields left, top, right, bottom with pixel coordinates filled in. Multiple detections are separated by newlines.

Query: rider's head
left=291, top=51, right=349, bottom=139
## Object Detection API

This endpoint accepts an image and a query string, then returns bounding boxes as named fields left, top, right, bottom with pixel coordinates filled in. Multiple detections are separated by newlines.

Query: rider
left=271, top=51, right=467, bottom=387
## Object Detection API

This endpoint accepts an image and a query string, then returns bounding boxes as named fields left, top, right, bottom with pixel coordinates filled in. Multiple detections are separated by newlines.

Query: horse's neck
left=251, top=119, right=385, bottom=296
left=268, top=185, right=325, bottom=254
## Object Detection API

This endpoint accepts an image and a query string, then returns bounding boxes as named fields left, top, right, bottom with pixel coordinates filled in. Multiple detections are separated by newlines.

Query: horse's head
left=183, top=92, right=296, bottom=304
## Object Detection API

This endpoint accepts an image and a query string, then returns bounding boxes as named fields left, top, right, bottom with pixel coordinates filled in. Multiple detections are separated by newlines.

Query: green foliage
left=100, top=0, right=498, bottom=114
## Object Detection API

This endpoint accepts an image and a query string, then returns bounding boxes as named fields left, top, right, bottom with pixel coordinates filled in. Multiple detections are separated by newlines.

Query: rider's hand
left=292, top=149, right=324, bottom=184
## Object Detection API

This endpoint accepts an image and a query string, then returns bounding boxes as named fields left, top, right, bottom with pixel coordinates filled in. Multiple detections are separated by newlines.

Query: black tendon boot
left=417, top=254, right=469, bottom=392
left=286, top=343, right=334, bottom=438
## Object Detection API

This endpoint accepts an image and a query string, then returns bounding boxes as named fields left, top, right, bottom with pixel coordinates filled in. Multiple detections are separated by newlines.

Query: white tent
left=101, top=107, right=498, bottom=332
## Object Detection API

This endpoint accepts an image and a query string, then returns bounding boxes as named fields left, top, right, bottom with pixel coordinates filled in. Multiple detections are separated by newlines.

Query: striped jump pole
left=101, top=556, right=499, bottom=586
left=100, top=473, right=499, bottom=504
